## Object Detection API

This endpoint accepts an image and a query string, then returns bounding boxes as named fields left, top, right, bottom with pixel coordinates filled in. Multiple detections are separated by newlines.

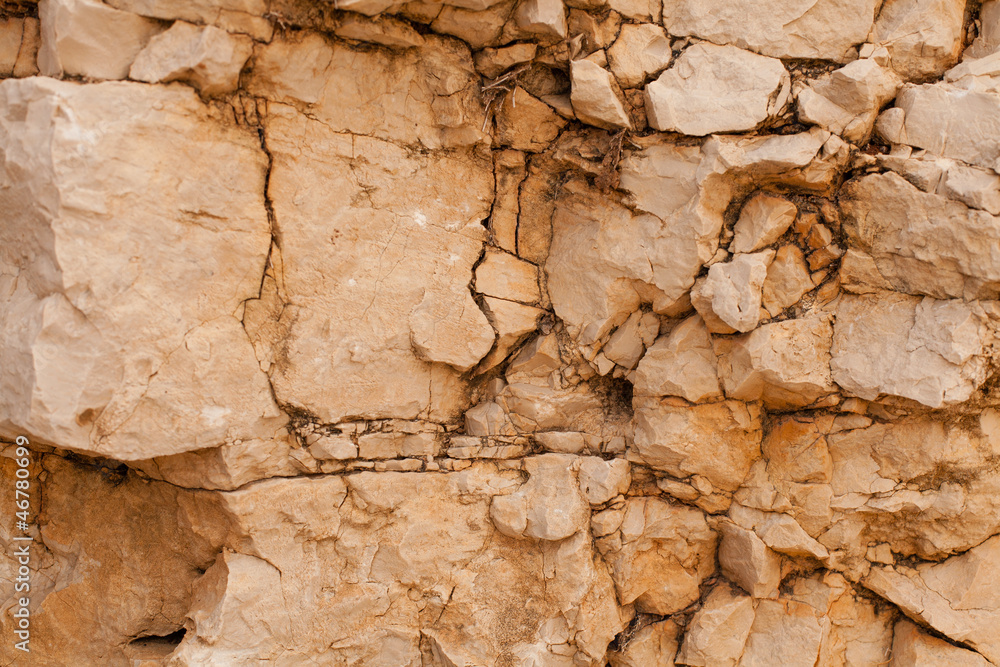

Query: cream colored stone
left=333, top=14, right=425, bottom=48
left=761, top=245, right=814, bottom=315
left=731, top=193, right=797, bottom=254
left=890, top=620, right=991, bottom=667
left=39, top=0, right=164, bottom=80
left=662, top=0, right=879, bottom=61
left=474, top=42, right=537, bottom=78
left=691, top=250, right=775, bottom=334
left=106, top=0, right=272, bottom=40
left=644, top=43, right=790, bottom=136
left=840, top=173, right=1000, bottom=299
left=831, top=293, right=995, bottom=408
left=797, top=58, right=902, bottom=143
left=0, top=78, right=279, bottom=460
left=632, top=315, right=721, bottom=402
left=719, top=521, right=782, bottom=598
left=129, top=21, right=253, bottom=97
left=310, top=435, right=358, bottom=461
left=602, top=310, right=659, bottom=369
left=490, top=454, right=591, bottom=540
left=570, top=59, right=632, bottom=130
left=534, top=430, right=588, bottom=453
left=577, top=457, right=631, bottom=504
left=475, top=250, right=540, bottom=303
left=739, top=599, right=824, bottom=666
left=515, top=0, right=568, bottom=39
left=598, top=496, right=717, bottom=615
left=607, top=23, right=672, bottom=88
left=477, top=296, right=543, bottom=371
left=893, top=83, right=1000, bottom=170
left=632, top=400, right=762, bottom=493
left=608, top=619, right=680, bottom=667
left=717, top=313, right=836, bottom=409
left=676, top=584, right=755, bottom=667
left=869, top=0, right=966, bottom=80
left=864, top=536, right=1000, bottom=664
left=465, top=400, right=516, bottom=436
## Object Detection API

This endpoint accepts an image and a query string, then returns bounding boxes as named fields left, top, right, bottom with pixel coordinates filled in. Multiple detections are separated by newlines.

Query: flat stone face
left=830, top=293, right=995, bottom=408
left=661, top=0, right=880, bottom=61
left=0, top=78, right=278, bottom=460
left=260, top=104, right=494, bottom=422
left=644, top=43, right=790, bottom=136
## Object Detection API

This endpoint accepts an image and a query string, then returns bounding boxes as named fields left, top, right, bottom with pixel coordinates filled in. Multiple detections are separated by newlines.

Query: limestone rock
left=739, top=598, right=825, bottom=666
left=869, top=0, right=967, bottom=80
left=761, top=245, right=814, bottom=315
left=490, top=454, right=590, bottom=540
left=577, top=457, right=631, bottom=504
left=515, top=0, right=567, bottom=40
left=830, top=293, right=996, bottom=408
left=129, top=21, right=253, bottom=97
left=632, top=399, right=763, bottom=494
left=597, top=496, right=717, bottom=615
left=967, top=0, right=1000, bottom=59
left=333, top=14, right=425, bottom=48
left=796, top=58, right=902, bottom=143
left=477, top=296, right=543, bottom=371
left=474, top=42, right=537, bottom=78
left=547, top=143, right=735, bottom=344
left=691, top=250, right=775, bottom=334
left=864, top=536, right=1000, bottom=663
left=607, top=23, right=672, bottom=89
left=256, top=102, right=493, bottom=423
left=632, top=314, right=722, bottom=402
left=892, top=83, right=1000, bottom=170
left=38, top=0, right=164, bottom=80
left=570, top=59, right=632, bottom=130
left=105, top=0, right=273, bottom=40
left=662, top=0, right=880, bottom=62
left=644, top=43, right=790, bottom=136
left=608, top=619, right=680, bottom=667
left=719, top=521, right=782, bottom=598
left=475, top=249, right=540, bottom=303
left=0, top=78, right=279, bottom=460
left=494, top=86, right=568, bottom=151
left=676, top=584, right=755, bottom=667
left=248, top=32, right=488, bottom=149
left=731, top=193, right=797, bottom=254
left=840, top=172, right=1000, bottom=299
left=890, top=619, right=991, bottom=667
left=602, top=310, right=659, bottom=369
left=716, top=313, right=837, bottom=409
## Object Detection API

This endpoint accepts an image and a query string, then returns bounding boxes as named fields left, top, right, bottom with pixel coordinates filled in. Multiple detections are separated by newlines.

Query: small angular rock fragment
left=762, top=245, right=814, bottom=315
left=797, top=58, right=901, bottom=142
left=677, top=585, right=755, bottom=666
left=129, top=21, right=253, bottom=97
left=719, top=521, right=782, bottom=598
left=869, top=0, right=966, bottom=80
left=475, top=250, right=540, bottom=303
left=691, top=250, right=775, bottom=334
left=607, top=23, right=672, bottom=88
left=570, top=59, right=632, bottom=130
left=731, top=193, right=798, bottom=254
left=632, top=315, right=722, bottom=402
left=515, top=0, right=568, bottom=40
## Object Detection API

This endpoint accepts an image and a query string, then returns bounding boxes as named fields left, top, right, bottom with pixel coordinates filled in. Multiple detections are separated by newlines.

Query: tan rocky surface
left=3, top=0, right=1000, bottom=664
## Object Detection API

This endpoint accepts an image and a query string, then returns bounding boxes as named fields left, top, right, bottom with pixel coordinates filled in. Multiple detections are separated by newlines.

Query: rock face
left=5, top=1, right=1000, bottom=665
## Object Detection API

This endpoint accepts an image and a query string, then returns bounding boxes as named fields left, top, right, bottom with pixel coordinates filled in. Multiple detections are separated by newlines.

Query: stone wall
left=1, top=0, right=1000, bottom=664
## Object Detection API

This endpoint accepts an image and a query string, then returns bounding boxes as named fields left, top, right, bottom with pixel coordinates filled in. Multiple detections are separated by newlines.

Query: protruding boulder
left=676, top=585, right=755, bottom=666
left=644, top=43, right=790, bottom=136
left=797, top=57, right=901, bottom=142
left=570, top=59, right=632, bottom=130
left=38, top=0, right=164, bottom=79
left=129, top=21, right=253, bottom=97
left=762, top=245, right=814, bottom=316
left=731, top=193, right=798, bottom=254
left=691, top=250, right=775, bottom=334
left=632, top=315, right=722, bottom=403
left=607, top=23, right=672, bottom=88
left=515, top=0, right=568, bottom=40
left=490, top=454, right=591, bottom=541
left=719, top=521, right=783, bottom=598
left=869, top=0, right=967, bottom=80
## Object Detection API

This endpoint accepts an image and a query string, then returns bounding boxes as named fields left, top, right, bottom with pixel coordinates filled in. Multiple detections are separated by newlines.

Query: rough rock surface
left=4, top=1, right=1000, bottom=665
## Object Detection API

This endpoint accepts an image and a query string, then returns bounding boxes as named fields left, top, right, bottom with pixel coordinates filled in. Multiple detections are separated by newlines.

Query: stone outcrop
left=4, top=0, right=1000, bottom=664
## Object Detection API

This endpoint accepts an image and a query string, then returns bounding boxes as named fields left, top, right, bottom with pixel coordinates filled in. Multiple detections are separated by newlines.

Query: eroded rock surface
left=4, top=0, right=1000, bottom=664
